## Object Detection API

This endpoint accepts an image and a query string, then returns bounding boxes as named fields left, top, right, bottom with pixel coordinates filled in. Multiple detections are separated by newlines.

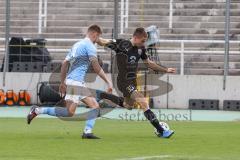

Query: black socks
left=100, top=92, right=124, bottom=107
left=144, top=109, right=164, bottom=134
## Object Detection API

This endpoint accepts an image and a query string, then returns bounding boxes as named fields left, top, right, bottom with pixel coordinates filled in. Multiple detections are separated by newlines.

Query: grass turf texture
left=0, top=118, right=239, bottom=160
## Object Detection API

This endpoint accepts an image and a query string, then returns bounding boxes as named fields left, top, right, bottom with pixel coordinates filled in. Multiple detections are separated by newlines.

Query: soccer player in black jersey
left=97, top=27, right=176, bottom=138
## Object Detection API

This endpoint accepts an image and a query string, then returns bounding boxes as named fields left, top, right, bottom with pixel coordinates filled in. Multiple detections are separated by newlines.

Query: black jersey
left=106, top=39, right=148, bottom=81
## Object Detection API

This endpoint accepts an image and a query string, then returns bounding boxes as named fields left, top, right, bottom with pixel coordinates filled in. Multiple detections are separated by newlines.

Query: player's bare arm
left=59, top=59, right=70, bottom=96
left=143, top=58, right=176, bottom=73
left=90, top=56, right=113, bottom=93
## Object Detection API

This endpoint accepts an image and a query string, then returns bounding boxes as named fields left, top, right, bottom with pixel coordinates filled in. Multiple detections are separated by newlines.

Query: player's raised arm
left=97, top=38, right=120, bottom=52
left=96, top=38, right=112, bottom=46
left=143, top=58, right=176, bottom=73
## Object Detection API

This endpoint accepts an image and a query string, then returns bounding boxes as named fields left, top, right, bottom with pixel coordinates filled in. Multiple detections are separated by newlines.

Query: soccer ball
left=154, top=121, right=170, bottom=134
left=159, top=121, right=170, bottom=131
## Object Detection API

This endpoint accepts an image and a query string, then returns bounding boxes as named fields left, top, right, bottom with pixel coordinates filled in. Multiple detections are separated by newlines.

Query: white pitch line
left=117, top=155, right=225, bottom=160
left=117, top=155, right=172, bottom=160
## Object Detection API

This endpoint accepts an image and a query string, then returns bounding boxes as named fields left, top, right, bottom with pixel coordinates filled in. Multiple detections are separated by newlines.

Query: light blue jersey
left=65, top=37, right=97, bottom=82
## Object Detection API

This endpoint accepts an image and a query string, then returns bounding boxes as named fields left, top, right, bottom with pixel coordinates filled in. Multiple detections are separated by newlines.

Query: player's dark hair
left=88, top=24, right=102, bottom=34
left=133, top=27, right=147, bottom=38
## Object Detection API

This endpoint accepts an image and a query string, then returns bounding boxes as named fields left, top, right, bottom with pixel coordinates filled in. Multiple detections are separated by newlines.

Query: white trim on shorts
left=65, top=79, right=87, bottom=104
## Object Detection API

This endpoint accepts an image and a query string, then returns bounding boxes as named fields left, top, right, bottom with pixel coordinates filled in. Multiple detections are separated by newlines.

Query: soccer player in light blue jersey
left=27, top=25, right=113, bottom=139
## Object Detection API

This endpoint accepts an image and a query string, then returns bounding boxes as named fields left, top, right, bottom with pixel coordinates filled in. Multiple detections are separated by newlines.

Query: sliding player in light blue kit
left=27, top=25, right=112, bottom=139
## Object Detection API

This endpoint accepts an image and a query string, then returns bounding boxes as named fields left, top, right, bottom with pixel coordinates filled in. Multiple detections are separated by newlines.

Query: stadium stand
left=0, top=0, right=239, bottom=75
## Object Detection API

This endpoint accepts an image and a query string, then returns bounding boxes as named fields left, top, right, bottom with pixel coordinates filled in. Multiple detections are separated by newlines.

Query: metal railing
left=1, top=38, right=240, bottom=75
left=120, top=0, right=174, bottom=34
left=169, top=0, right=173, bottom=30
left=120, top=0, right=129, bottom=34
left=38, top=0, right=48, bottom=34
left=158, top=39, right=240, bottom=75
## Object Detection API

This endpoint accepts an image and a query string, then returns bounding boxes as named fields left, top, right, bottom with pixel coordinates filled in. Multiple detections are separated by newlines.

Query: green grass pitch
left=0, top=118, right=239, bottom=160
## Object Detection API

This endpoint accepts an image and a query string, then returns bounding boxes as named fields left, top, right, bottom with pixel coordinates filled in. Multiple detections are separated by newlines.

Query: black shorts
left=117, top=79, right=137, bottom=98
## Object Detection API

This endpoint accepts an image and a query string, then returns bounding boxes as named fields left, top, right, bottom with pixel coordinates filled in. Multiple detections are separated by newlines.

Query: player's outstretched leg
left=99, top=91, right=124, bottom=107
left=99, top=91, right=134, bottom=110
left=144, top=109, right=174, bottom=138
left=27, top=105, right=38, bottom=124
left=132, top=91, right=174, bottom=138
left=27, top=101, right=77, bottom=124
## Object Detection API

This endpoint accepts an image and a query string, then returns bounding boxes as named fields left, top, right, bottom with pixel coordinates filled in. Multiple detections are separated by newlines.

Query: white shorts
left=64, top=79, right=91, bottom=104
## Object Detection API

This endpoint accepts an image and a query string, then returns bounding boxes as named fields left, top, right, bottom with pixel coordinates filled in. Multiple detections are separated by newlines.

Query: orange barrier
left=0, top=89, right=5, bottom=105
left=18, top=90, right=31, bottom=106
left=5, top=90, right=18, bottom=106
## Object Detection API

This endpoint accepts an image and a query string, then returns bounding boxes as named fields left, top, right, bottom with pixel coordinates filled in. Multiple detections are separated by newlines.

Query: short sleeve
left=85, top=42, right=97, bottom=60
left=65, top=49, right=73, bottom=61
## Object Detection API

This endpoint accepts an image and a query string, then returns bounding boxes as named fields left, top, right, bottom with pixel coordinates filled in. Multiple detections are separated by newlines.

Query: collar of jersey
left=84, top=37, right=94, bottom=44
